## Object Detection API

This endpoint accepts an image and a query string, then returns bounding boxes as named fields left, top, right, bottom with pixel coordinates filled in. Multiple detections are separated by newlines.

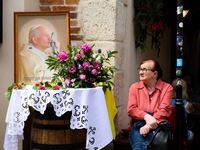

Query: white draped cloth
left=4, top=86, right=113, bottom=150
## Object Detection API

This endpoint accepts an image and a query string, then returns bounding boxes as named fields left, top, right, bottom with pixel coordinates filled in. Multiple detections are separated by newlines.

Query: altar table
left=4, top=86, right=113, bottom=150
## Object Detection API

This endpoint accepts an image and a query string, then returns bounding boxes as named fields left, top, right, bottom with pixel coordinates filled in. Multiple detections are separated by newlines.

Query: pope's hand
left=54, top=40, right=61, bottom=53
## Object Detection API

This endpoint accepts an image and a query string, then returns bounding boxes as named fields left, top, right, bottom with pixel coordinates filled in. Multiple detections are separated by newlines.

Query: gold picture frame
left=14, top=11, right=70, bottom=83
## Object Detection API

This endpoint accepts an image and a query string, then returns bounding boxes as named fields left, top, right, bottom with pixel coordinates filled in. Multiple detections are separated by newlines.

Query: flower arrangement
left=45, top=38, right=118, bottom=93
left=3, top=39, right=118, bottom=100
left=134, top=0, right=173, bottom=56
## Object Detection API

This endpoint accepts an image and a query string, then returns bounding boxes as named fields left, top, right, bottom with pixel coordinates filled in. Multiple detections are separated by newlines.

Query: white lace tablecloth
left=4, top=86, right=113, bottom=150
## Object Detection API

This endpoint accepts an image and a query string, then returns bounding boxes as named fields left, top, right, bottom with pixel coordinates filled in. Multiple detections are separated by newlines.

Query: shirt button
left=148, top=105, right=150, bottom=107
left=150, top=98, right=152, bottom=100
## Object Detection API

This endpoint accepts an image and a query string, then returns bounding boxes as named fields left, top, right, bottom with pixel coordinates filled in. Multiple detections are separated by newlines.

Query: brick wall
left=39, top=0, right=82, bottom=41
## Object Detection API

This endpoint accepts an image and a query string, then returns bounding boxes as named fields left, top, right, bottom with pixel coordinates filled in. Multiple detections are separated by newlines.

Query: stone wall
left=39, top=0, right=128, bottom=136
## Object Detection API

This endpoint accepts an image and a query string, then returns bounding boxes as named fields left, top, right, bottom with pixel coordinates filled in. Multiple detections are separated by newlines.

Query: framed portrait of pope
left=14, top=11, right=70, bottom=83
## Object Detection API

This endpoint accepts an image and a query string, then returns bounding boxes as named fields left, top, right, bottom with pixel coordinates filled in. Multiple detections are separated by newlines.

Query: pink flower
left=92, top=61, right=101, bottom=69
left=57, top=51, right=68, bottom=62
left=90, top=78, right=94, bottom=82
left=91, top=69, right=98, bottom=75
left=40, top=86, right=46, bottom=90
left=65, top=79, right=71, bottom=85
left=82, top=62, right=90, bottom=70
left=53, top=86, right=60, bottom=90
left=80, top=74, right=86, bottom=80
left=76, top=54, right=82, bottom=60
left=80, top=44, right=92, bottom=55
left=14, top=87, right=17, bottom=89
left=69, top=66, right=77, bottom=73
left=35, top=84, right=40, bottom=86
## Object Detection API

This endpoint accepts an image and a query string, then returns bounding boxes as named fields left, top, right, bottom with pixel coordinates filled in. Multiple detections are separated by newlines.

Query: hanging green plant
left=133, top=0, right=173, bottom=56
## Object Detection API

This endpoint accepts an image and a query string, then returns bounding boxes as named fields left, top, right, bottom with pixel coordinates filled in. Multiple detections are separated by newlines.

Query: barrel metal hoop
left=31, top=141, right=86, bottom=150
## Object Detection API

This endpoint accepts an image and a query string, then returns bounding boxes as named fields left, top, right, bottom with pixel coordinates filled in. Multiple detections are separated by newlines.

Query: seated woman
left=183, top=73, right=200, bottom=148
left=127, top=59, right=173, bottom=150
left=171, top=79, right=194, bottom=141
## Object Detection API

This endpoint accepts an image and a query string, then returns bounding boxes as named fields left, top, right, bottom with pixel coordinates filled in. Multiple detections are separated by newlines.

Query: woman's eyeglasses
left=138, top=68, right=155, bottom=73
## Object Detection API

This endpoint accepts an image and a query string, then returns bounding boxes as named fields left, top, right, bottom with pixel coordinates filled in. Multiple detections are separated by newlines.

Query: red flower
left=18, top=86, right=22, bottom=89
left=53, top=86, right=60, bottom=90
left=140, top=7, right=146, bottom=10
left=149, top=22, right=157, bottom=31
left=40, top=86, right=46, bottom=90
left=157, top=20, right=163, bottom=29
left=35, top=84, right=40, bottom=86
left=14, top=87, right=17, bottom=89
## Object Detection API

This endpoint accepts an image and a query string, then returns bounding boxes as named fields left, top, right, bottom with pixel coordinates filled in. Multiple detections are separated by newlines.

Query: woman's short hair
left=141, top=59, right=163, bottom=80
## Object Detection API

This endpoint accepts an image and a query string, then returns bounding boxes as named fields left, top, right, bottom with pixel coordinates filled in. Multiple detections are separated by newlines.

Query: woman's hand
left=140, top=124, right=151, bottom=137
left=144, top=114, right=158, bottom=129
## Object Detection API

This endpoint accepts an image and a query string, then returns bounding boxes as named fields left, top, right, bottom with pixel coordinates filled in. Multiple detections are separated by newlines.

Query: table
left=4, top=86, right=113, bottom=150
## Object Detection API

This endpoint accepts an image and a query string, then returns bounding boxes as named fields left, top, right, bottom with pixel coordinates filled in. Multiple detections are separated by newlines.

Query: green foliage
left=4, top=83, right=26, bottom=100
left=134, top=0, right=172, bottom=54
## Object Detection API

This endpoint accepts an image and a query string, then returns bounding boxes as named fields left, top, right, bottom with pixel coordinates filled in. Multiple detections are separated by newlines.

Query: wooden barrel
left=30, top=107, right=87, bottom=150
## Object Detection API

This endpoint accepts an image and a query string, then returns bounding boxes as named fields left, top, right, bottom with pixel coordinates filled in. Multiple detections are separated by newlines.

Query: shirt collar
left=136, top=79, right=163, bottom=91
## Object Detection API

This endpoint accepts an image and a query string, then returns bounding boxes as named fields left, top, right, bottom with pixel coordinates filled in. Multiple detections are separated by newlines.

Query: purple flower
left=72, top=43, right=77, bottom=47
left=91, top=69, right=98, bottom=75
left=80, top=74, right=86, bottom=80
left=78, top=64, right=82, bottom=69
left=97, top=49, right=101, bottom=53
left=57, top=51, right=68, bottom=62
left=92, top=61, right=101, bottom=69
left=80, top=44, right=92, bottom=55
left=65, top=79, right=71, bottom=85
left=54, top=55, right=57, bottom=58
left=82, top=62, right=90, bottom=70
left=108, top=50, right=111, bottom=55
left=76, top=54, right=82, bottom=60
left=69, top=66, right=77, bottom=73
left=90, top=78, right=94, bottom=82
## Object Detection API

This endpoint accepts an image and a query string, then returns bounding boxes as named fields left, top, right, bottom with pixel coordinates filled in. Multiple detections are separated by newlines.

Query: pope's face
left=139, top=61, right=155, bottom=82
left=35, top=26, right=51, bottom=50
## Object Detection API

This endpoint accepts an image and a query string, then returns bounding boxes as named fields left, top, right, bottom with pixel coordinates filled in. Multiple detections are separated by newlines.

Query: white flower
left=71, top=79, right=76, bottom=82
left=97, top=55, right=101, bottom=60
left=96, top=55, right=101, bottom=63
left=71, top=83, right=75, bottom=87
left=93, top=53, right=97, bottom=58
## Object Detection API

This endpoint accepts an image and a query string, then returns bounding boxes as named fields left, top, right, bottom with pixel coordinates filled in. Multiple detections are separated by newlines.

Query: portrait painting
left=14, top=11, right=70, bottom=83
